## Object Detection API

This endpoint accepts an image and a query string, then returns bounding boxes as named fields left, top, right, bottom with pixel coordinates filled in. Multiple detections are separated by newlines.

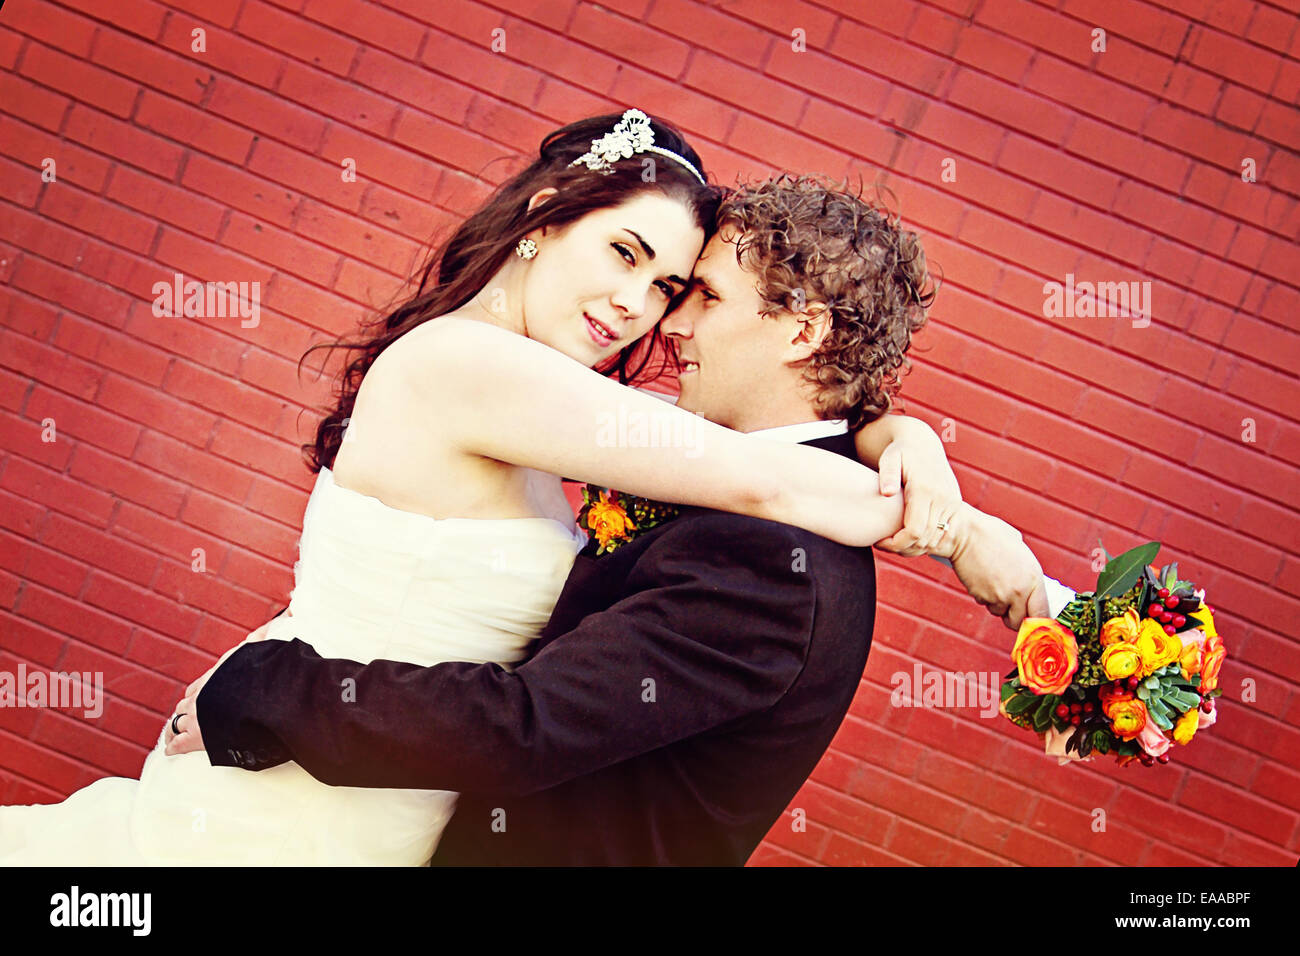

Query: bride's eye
left=612, top=242, right=636, bottom=265
left=653, top=279, right=675, bottom=298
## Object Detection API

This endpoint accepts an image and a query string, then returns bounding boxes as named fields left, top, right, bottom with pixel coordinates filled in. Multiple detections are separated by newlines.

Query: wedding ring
left=171, top=713, right=184, bottom=735
left=935, top=520, right=949, bottom=531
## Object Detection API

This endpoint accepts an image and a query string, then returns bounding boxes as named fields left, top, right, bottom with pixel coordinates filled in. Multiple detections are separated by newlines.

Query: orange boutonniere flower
left=576, top=484, right=679, bottom=556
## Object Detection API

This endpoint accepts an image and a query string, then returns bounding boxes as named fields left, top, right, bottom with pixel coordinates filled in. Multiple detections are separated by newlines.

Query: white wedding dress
left=0, top=466, right=583, bottom=866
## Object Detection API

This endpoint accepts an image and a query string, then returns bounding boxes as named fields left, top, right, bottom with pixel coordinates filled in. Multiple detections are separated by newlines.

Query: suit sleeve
left=197, top=515, right=816, bottom=794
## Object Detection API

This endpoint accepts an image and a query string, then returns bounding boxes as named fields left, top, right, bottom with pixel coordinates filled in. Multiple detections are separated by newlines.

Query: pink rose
left=1136, top=718, right=1171, bottom=757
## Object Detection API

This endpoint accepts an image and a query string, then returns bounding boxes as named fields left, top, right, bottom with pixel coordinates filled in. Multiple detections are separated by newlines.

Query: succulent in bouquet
left=998, top=541, right=1225, bottom=768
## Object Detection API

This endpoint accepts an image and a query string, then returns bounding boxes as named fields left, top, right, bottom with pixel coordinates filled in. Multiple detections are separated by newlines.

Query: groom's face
left=661, top=229, right=795, bottom=431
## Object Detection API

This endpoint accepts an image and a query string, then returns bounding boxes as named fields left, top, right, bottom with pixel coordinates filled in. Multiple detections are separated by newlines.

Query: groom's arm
left=196, top=513, right=822, bottom=794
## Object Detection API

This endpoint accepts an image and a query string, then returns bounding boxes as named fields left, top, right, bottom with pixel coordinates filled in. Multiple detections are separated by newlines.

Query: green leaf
left=1000, top=681, right=1017, bottom=702
left=1006, top=693, right=1038, bottom=715
left=1096, top=542, right=1161, bottom=600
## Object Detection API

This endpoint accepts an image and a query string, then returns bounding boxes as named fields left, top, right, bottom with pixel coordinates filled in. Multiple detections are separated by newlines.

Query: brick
left=569, top=4, right=690, bottom=80
left=61, top=104, right=182, bottom=180
left=0, top=115, right=112, bottom=193
left=41, top=513, right=159, bottom=587
left=1187, top=23, right=1283, bottom=95
left=19, top=42, right=137, bottom=119
left=89, top=25, right=213, bottom=104
left=134, top=91, right=255, bottom=166
left=832, top=20, right=952, bottom=92
left=25, top=385, right=140, bottom=458
left=0, top=72, right=72, bottom=135
left=205, top=76, right=328, bottom=153
left=68, top=444, right=187, bottom=516
left=52, top=314, right=171, bottom=390
left=646, top=0, right=770, bottom=66
left=132, top=430, right=253, bottom=502
left=18, top=581, right=133, bottom=655
left=277, top=61, right=400, bottom=139
left=236, top=0, right=357, bottom=75
left=150, top=561, right=272, bottom=630
left=180, top=488, right=299, bottom=561
left=300, top=0, right=424, bottom=59
left=950, top=24, right=1033, bottom=84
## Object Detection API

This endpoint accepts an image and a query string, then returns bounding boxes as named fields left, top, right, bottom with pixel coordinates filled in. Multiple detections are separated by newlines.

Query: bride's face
left=519, top=192, right=703, bottom=367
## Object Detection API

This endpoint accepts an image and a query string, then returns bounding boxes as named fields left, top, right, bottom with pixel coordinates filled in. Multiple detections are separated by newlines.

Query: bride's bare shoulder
left=378, top=315, right=524, bottom=377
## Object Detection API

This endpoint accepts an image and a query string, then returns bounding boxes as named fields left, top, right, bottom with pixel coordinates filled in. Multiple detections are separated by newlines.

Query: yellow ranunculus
left=587, top=494, right=635, bottom=550
left=1173, top=707, right=1200, bottom=745
left=1189, top=601, right=1217, bottom=640
left=1101, top=641, right=1142, bottom=680
left=1107, top=698, right=1147, bottom=740
left=1135, top=618, right=1181, bottom=676
left=1179, top=641, right=1202, bottom=681
left=1100, top=607, right=1141, bottom=646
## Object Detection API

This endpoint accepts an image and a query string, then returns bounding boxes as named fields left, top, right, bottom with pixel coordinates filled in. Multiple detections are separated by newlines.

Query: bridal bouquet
left=999, top=542, right=1225, bottom=768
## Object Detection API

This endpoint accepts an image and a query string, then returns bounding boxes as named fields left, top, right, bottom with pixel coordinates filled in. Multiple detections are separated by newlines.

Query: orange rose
left=1179, top=640, right=1202, bottom=681
left=587, top=493, right=635, bottom=550
left=1011, top=618, right=1079, bottom=695
left=1200, top=632, right=1226, bottom=694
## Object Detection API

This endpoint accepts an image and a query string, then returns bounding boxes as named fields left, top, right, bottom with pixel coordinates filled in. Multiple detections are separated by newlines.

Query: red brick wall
left=1, top=0, right=1297, bottom=865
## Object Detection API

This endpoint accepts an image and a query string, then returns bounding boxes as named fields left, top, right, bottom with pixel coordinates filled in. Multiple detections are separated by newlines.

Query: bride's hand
left=871, top=425, right=963, bottom=556
left=164, top=615, right=281, bottom=756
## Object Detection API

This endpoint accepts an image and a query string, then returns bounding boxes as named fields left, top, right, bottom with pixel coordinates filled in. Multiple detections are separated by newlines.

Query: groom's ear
left=787, top=301, right=832, bottom=361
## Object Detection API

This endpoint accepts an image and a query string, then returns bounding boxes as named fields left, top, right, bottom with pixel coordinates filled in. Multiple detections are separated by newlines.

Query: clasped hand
left=871, top=428, right=1048, bottom=629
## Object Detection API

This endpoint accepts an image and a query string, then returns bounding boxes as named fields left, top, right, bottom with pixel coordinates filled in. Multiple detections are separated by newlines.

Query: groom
left=176, top=176, right=1047, bottom=865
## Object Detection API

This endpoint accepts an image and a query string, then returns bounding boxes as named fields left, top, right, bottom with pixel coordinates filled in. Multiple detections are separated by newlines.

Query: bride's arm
left=395, top=317, right=904, bottom=548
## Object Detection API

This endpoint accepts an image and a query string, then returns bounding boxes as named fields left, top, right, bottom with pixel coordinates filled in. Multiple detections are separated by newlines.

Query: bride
left=0, top=110, right=953, bottom=865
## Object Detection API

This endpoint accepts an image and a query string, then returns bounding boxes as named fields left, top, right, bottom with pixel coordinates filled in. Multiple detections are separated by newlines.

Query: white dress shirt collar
left=746, top=419, right=849, bottom=443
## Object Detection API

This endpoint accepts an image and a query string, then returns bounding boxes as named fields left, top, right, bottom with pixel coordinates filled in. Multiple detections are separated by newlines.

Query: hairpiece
left=569, top=109, right=706, bottom=185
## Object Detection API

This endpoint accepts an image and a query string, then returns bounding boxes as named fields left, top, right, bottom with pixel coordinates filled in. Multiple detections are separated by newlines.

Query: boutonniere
left=576, top=484, right=679, bottom=556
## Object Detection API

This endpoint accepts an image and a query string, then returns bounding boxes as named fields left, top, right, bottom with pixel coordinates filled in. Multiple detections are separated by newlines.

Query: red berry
left=1055, top=704, right=1070, bottom=718
left=1083, top=701, right=1095, bottom=713
left=1172, top=614, right=1186, bottom=627
left=1158, top=587, right=1170, bottom=598
left=1164, top=596, right=1179, bottom=608
left=1071, top=715, right=1082, bottom=725
left=1157, top=754, right=1170, bottom=764
left=1207, top=605, right=1215, bottom=615
left=1070, top=703, right=1082, bottom=714
left=1140, top=754, right=1154, bottom=766
left=1164, top=623, right=1177, bottom=634
left=1148, top=603, right=1163, bottom=616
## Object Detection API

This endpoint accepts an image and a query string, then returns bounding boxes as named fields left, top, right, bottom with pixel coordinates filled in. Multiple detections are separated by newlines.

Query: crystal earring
left=515, top=238, right=538, bottom=260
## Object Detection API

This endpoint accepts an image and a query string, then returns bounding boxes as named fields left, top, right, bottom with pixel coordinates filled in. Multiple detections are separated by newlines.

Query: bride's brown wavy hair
left=299, top=112, right=719, bottom=473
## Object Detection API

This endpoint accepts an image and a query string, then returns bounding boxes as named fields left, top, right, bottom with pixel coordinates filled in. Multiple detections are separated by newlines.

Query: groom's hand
left=944, top=505, right=1050, bottom=630
left=164, top=616, right=278, bottom=757
left=871, top=423, right=963, bottom=556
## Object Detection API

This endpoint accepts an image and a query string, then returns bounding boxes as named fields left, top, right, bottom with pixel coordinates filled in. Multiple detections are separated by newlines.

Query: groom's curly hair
left=714, top=174, right=937, bottom=431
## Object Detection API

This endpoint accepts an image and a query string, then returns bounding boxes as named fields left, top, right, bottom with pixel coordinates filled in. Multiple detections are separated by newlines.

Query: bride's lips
left=584, top=313, right=619, bottom=348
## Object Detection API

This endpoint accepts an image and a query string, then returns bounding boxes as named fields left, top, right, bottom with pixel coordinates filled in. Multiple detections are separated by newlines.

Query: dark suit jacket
left=198, top=432, right=877, bottom=865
